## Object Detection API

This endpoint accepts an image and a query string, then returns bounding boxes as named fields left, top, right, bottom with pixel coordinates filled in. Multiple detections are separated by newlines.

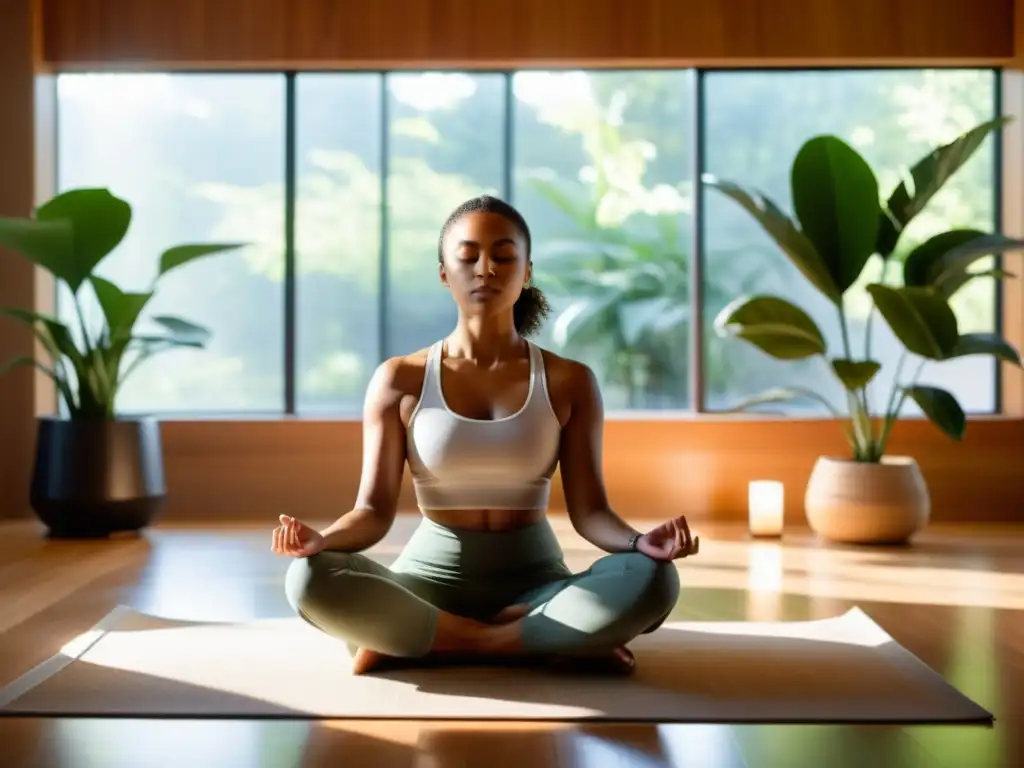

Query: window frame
left=42, top=66, right=1021, bottom=421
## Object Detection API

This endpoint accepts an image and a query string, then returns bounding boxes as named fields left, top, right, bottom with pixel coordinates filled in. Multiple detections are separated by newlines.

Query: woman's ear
left=438, top=262, right=448, bottom=286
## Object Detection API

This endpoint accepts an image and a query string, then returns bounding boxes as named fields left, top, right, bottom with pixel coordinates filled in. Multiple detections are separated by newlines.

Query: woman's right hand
left=272, top=514, right=326, bottom=558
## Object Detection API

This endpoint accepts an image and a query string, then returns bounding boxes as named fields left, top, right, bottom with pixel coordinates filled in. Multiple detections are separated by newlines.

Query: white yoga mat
left=0, top=605, right=993, bottom=723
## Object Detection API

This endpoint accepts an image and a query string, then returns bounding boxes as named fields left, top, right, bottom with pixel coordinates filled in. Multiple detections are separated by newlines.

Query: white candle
left=748, top=480, right=784, bottom=537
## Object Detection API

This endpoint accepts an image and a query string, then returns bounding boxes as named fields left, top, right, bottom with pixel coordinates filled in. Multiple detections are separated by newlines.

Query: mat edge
left=0, top=604, right=995, bottom=726
left=0, top=603, right=132, bottom=708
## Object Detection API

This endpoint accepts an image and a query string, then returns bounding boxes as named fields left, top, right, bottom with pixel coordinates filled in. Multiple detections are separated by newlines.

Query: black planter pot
left=30, top=416, right=167, bottom=539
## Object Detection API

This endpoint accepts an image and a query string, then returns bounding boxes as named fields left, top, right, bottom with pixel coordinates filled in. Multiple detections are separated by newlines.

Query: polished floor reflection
left=0, top=516, right=1020, bottom=767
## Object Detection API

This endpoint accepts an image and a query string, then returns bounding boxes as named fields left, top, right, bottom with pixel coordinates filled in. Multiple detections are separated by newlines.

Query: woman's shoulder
left=368, top=346, right=432, bottom=402
left=533, top=343, right=599, bottom=396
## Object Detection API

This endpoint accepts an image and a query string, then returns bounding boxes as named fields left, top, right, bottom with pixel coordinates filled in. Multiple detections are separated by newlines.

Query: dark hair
left=437, top=195, right=550, bottom=337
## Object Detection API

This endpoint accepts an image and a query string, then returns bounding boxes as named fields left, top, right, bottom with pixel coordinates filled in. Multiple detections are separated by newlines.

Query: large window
left=56, top=73, right=286, bottom=414
left=292, top=74, right=382, bottom=415
left=514, top=70, right=696, bottom=410
left=383, top=73, right=507, bottom=360
left=54, top=68, right=1002, bottom=417
left=702, top=69, right=999, bottom=415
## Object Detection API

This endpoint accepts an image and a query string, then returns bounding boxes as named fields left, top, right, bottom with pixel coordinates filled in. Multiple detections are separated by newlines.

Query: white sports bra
left=405, top=340, right=562, bottom=510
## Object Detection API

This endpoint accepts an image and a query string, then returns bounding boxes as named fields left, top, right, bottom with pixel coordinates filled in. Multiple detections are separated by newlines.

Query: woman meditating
left=272, top=195, right=699, bottom=675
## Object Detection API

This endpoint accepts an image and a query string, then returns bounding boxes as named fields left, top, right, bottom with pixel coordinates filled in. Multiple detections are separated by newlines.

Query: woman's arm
left=557, top=360, right=644, bottom=553
left=319, top=358, right=408, bottom=552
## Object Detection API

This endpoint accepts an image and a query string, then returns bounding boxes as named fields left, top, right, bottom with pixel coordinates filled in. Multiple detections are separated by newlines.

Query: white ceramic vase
left=804, top=455, right=931, bottom=545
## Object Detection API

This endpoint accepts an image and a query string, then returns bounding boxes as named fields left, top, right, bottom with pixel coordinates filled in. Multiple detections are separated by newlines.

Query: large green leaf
left=946, top=333, right=1021, bottom=366
left=906, top=385, right=966, bottom=441
left=937, top=267, right=1014, bottom=299
left=116, top=333, right=209, bottom=394
left=876, top=117, right=1010, bottom=257
left=88, top=275, right=155, bottom=400
left=932, top=234, right=1024, bottom=295
left=865, top=284, right=959, bottom=360
left=0, top=306, right=107, bottom=415
left=791, top=135, right=881, bottom=292
left=830, top=359, right=882, bottom=391
left=0, top=355, right=78, bottom=414
left=35, top=188, right=132, bottom=292
left=0, top=355, right=54, bottom=381
left=0, top=218, right=75, bottom=282
left=104, top=318, right=213, bottom=398
left=702, top=175, right=841, bottom=303
left=715, top=295, right=827, bottom=360
left=904, top=230, right=1024, bottom=297
left=158, top=243, right=246, bottom=278
left=149, top=315, right=212, bottom=346
left=129, top=333, right=206, bottom=350
left=903, top=229, right=986, bottom=287
left=90, top=276, right=153, bottom=341
left=1, top=307, right=83, bottom=368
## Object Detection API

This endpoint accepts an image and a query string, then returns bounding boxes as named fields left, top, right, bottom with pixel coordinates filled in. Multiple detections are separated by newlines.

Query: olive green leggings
left=284, top=516, right=680, bottom=658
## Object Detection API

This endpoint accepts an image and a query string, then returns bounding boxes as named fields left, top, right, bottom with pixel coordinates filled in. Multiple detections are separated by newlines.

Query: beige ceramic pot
left=804, top=455, right=930, bottom=545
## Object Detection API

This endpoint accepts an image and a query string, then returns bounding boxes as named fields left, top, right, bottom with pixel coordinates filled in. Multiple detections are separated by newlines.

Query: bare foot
left=491, top=603, right=531, bottom=623
left=486, top=605, right=637, bottom=673
left=351, top=647, right=391, bottom=675
left=351, top=605, right=532, bottom=675
left=612, top=645, right=637, bottom=672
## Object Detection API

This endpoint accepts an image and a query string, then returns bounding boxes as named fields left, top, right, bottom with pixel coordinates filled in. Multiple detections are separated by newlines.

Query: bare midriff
left=421, top=508, right=546, bottom=532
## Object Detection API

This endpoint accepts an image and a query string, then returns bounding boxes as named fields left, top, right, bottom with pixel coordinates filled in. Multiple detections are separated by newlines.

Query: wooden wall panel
left=153, top=417, right=1024, bottom=526
left=1001, top=72, right=1024, bottom=416
left=39, top=0, right=1014, bottom=69
left=1006, top=5, right=1024, bottom=415
left=3, top=0, right=1020, bottom=529
left=0, top=1, right=41, bottom=521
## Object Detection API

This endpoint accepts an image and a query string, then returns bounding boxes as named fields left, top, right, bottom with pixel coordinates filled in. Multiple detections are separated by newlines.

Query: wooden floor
left=0, top=514, right=1022, bottom=768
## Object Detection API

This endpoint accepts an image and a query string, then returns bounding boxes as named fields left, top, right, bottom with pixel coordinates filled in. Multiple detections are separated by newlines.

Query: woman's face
left=439, top=211, right=531, bottom=318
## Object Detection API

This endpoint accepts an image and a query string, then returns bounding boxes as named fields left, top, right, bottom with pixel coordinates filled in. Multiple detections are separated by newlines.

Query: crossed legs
left=284, top=548, right=680, bottom=673
left=512, top=550, right=679, bottom=654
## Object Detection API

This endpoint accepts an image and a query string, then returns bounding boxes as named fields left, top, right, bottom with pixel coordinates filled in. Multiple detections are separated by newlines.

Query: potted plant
left=0, top=187, right=244, bottom=538
left=704, top=118, right=1023, bottom=545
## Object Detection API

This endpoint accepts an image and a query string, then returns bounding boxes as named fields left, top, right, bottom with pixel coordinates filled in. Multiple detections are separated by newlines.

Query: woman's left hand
left=636, top=515, right=699, bottom=561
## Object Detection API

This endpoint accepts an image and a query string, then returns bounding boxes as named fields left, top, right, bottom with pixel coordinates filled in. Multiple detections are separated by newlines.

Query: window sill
left=96, top=410, right=1023, bottom=424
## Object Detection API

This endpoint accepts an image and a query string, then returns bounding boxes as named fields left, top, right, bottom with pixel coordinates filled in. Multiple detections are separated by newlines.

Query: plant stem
left=72, top=292, right=109, bottom=418
left=876, top=356, right=926, bottom=458
left=864, top=257, right=891, bottom=362
left=836, top=299, right=874, bottom=460
left=74, top=291, right=119, bottom=417
left=862, top=257, right=897, bottom=442
left=837, top=298, right=852, bottom=360
left=872, top=350, right=906, bottom=462
left=45, top=333, right=75, bottom=416
left=73, top=293, right=94, bottom=358
left=882, top=352, right=908, bottom=423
